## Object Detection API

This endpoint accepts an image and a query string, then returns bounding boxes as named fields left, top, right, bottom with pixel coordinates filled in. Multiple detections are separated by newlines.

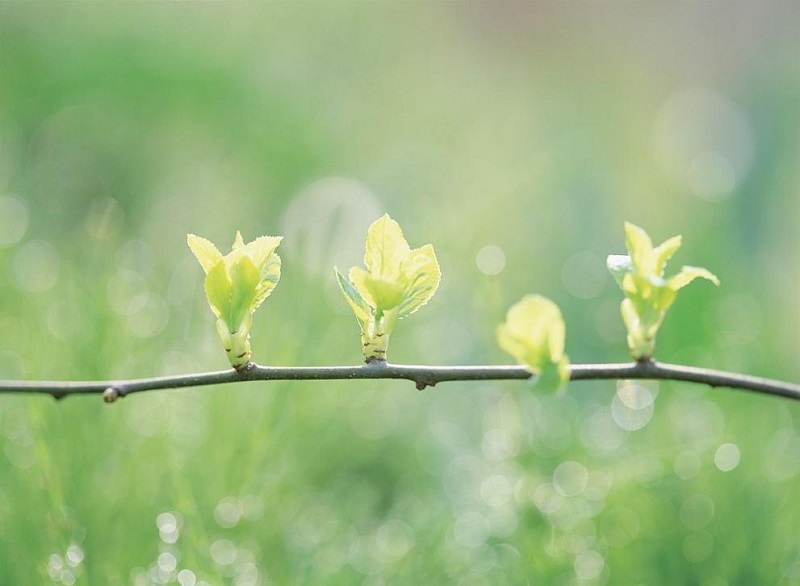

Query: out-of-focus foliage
left=497, top=295, right=570, bottom=392
left=0, top=4, right=799, bottom=584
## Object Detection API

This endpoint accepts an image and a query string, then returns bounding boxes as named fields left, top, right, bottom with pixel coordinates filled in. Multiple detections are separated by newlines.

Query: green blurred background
left=1, top=4, right=799, bottom=585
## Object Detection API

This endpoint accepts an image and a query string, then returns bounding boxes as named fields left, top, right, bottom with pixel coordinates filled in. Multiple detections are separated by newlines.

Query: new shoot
left=188, top=232, right=282, bottom=370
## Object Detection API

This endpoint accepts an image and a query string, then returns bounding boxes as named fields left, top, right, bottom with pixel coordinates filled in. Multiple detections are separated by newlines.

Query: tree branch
left=0, top=360, right=798, bottom=402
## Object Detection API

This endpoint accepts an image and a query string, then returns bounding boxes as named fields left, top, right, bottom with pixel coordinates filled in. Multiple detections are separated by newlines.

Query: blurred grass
left=1, top=3, right=799, bottom=585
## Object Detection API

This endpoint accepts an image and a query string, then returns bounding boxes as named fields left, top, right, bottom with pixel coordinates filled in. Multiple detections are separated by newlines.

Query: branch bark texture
left=0, top=360, right=798, bottom=402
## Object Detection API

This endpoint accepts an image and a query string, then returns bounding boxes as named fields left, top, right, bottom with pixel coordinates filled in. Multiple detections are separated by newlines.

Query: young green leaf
left=497, top=295, right=570, bottom=393
left=187, top=234, right=223, bottom=274
left=364, top=214, right=412, bottom=279
left=397, top=244, right=440, bottom=318
left=653, top=235, right=683, bottom=276
left=243, top=236, right=284, bottom=270
left=188, top=232, right=283, bottom=370
left=227, top=254, right=261, bottom=331
left=253, top=253, right=281, bottom=310
left=669, top=265, right=720, bottom=291
left=204, top=260, right=232, bottom=319
left=334, top=267, right=370, bottom=327
left=349, top=266, right=406, bottom=311
left=335, top=214, right=441, bottom=362
left=607, top=222, right=719, bottom=360
left=624, top=222, right=660, bottom=276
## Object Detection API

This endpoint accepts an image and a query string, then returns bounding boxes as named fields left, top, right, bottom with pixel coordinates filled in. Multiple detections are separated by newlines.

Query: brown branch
left=0, top=360, right=797, bottom=402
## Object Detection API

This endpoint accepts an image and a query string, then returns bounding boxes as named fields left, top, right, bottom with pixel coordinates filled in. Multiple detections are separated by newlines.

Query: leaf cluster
left=187, top=232, right=282, bottom=369
left=185, top=219, right=719, bottom=392
left=607, top=222, right=719, bottom=359
left=335, top=214, right=440, bottom=362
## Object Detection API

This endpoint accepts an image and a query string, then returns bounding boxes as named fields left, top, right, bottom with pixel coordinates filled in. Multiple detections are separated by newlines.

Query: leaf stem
left=0, top=360, right=798, bottom=402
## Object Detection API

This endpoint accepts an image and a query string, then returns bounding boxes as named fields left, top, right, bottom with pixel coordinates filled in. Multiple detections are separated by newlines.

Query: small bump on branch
left=102, top=387, right=120, bottom=403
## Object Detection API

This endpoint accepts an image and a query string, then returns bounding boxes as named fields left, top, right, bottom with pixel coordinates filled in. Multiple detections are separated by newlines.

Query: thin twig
left=0, top=360, right=797, bottom=402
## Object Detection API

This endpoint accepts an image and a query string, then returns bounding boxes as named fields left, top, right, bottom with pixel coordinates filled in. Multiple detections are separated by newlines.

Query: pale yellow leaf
left=187, top=234, right=224, bottom=275
left=398, top=244, right=441, bottom=318
left=364, top=214, right=411, bottom=279
left=243, top=236, right=283, bottom=271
